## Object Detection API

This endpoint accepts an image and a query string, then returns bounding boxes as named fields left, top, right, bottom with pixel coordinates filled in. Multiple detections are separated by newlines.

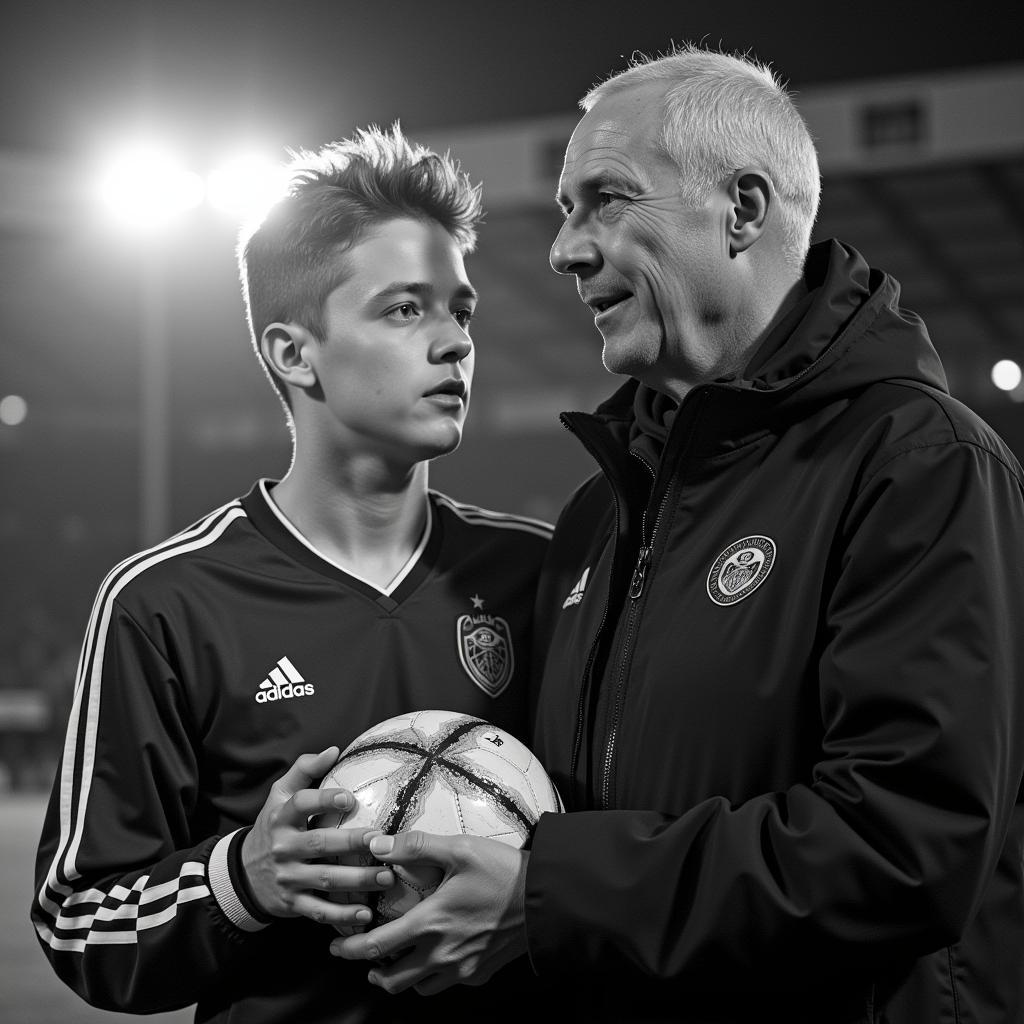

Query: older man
left=334, top=46, right=1024, bottom=1022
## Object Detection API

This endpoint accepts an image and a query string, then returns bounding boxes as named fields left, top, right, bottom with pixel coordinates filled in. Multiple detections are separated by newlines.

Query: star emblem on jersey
left=456, top=614, right=514, bottom=698
left=706, top=536, right=776, bottom=606
left=470, top=593, right=485, bottom=610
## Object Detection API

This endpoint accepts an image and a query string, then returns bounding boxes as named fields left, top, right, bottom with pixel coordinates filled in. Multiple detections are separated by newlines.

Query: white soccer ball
left=317, top=709, right=563, bottom=923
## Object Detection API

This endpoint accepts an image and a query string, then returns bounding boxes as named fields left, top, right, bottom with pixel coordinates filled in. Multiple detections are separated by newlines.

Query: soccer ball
left=317, top=709, right=563, bottom=923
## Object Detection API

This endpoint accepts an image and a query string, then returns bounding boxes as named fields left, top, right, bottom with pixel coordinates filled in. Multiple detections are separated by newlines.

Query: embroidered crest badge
left=456, top=614, right=514, bottom=697
left=706, top=535, right=776, bottom=606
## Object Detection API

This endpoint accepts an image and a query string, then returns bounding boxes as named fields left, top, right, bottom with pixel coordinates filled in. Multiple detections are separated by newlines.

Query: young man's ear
left=260, top=323, right=318, bottom=392
left=725, top=166, right=772, bottom=257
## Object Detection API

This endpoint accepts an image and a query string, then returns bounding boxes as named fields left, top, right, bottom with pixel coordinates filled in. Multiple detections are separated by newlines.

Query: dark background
left=4, top=0, right=1021, bottom=153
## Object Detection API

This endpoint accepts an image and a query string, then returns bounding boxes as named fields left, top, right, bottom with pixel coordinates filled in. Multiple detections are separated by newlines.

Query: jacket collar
left=561, top=239, right=949, bottom=466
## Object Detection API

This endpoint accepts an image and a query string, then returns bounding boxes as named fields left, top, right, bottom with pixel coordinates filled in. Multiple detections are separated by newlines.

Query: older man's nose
left=550, top=219, right=601, bottom=276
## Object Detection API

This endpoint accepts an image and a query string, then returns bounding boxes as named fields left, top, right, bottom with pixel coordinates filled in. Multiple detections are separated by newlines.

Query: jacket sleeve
left=525, top=438, right=1024, bottom=986
left=31, top=595, right=269, bottom=1012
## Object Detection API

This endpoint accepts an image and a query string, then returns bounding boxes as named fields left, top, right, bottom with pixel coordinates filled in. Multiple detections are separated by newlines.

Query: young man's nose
left=431, top=318, right=473, bottom=362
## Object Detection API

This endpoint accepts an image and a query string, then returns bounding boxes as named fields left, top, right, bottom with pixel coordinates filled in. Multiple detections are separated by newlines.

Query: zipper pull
left=629, top=545, right=652, bottom=599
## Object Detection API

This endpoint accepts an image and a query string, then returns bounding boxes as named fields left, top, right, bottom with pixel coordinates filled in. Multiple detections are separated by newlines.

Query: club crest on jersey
left=456, top=614, right=514, bottom=698
left=706, top=536, right=776, bottom=606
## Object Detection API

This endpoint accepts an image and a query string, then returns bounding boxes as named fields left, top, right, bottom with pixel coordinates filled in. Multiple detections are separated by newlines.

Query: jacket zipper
left=628, top=451, right=658, bottom=599
left=598, top=385, right=708, bottom=806
left=561, top=387, right=706, bottom=810
left=599, top=450, right=669, bottom=808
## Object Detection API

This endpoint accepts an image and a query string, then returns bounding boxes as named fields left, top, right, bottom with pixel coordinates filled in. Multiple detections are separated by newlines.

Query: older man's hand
left=330, top=831, right=529, bottom=995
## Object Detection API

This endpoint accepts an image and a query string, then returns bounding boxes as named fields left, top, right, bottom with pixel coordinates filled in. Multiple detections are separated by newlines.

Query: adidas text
left=255, top=682, right=315, bottom=703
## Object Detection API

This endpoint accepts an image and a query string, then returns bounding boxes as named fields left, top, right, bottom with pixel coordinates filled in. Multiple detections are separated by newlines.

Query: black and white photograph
left=2, top=2, right=1023, bottom=1021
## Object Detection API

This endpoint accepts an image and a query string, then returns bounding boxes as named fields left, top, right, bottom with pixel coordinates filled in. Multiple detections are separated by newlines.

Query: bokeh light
left=0, top=394, right=28, bottom=426
left=991, top=359, right=1022, bottom=392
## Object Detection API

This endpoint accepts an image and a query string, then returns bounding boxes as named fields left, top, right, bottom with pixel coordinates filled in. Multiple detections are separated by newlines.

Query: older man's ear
left=725, top=167, right=772, bottom=257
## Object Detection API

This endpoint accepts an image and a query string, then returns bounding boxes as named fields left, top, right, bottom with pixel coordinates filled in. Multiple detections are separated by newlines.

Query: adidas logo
left=255, top=656, right=315, bottom=704
left=562, top=567, right=590, bottom=609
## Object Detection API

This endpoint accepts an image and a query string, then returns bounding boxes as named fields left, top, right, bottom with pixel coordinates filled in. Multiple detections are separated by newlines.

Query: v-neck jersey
left=242, top=479, right=441, bottom=609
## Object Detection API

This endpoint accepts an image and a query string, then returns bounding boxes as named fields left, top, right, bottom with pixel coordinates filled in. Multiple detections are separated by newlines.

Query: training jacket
left=526, top=240, right=1024, bottom=1023
left=32, top=481, right=551, bottom=1023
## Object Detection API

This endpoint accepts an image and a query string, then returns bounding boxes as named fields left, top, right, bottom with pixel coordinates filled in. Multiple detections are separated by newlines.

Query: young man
left=333, top=48, right=1024, bottom=1022
left=31, top=125, right=551, bottom=1022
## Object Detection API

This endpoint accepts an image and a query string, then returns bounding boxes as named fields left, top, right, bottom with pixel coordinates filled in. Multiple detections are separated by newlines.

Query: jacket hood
left=740, top=238, right=947, bottom=406
left=580, top=239, right=949, bottom=456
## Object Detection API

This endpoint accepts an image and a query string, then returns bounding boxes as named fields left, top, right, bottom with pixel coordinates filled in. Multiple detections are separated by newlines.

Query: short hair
left=238, top=123, right=483, bottom=404
left=583, top=44, right=821, bottom=269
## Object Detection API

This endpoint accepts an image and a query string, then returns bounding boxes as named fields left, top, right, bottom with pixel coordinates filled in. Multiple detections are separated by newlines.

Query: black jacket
left=526, top=240, right=1024, bottom=1022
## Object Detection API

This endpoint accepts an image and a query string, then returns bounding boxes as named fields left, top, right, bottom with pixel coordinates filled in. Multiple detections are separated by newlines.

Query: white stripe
left=278, top=656, right=304, bottom=684
left=39, top=885, right=211, bottom=951
left=269, top=666, right=289, bottom=688
left=45, top=863, right=211, bottom=939
left=431, top=492, right=553, bottom=539
left=60, top=869, right=182, bottom=909
left=137, top=887, right=209, bottom=931
left=41, top=931, right=135, bottom=952
left=35, top=503, right=245, bottom=950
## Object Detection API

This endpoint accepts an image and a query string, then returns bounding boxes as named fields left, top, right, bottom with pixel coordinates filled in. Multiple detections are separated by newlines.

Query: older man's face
left=551, top=80, right=739, bottom=399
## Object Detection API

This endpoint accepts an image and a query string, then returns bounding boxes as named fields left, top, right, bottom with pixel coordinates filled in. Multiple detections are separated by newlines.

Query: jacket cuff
left=208, top=827, right=273, bottom=932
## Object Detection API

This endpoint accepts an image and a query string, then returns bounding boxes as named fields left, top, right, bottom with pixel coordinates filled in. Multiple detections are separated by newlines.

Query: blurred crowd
left=0, top=603, right=77, bottom=792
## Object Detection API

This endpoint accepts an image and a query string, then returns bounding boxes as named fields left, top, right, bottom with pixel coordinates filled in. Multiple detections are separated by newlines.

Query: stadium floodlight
left=991, top=359, right=1022, bottom=392
left=206, top=154, right=289, bottom=222
left=98, top=143, right=205, bottom=228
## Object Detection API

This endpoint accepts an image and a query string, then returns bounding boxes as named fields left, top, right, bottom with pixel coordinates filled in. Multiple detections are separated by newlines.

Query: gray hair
left=583, top=45, right=821, bottom=269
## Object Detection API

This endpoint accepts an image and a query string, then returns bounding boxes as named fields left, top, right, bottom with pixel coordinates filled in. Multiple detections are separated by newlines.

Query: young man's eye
left=454, top=308, right=475, bottom=329
left=386, top=302, right=420, bottom=321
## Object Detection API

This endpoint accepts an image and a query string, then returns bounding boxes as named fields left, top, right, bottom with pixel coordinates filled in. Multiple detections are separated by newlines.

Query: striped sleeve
left=31, top=504, right=265, bottom=1013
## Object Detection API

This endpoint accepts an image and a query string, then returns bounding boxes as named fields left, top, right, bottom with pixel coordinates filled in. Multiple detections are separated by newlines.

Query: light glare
left=991, top=359, right=1022, bottom=392
left=99, top=144, right=205, bottom=227
left=207, top=155, right=289, bottom=221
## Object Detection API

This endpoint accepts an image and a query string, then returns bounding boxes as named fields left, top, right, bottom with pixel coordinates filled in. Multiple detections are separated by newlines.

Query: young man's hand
left=242, top=746, right=394, bottom=929
left=329, top=831, right=529, bottom=994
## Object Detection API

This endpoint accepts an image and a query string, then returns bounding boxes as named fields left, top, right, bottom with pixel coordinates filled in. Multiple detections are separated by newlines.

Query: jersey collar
left=242, top=479, right=441, bottom=606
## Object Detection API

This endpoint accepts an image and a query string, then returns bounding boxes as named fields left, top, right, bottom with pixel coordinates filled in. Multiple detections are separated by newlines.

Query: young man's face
left=308, top=217, right=477, bottom=466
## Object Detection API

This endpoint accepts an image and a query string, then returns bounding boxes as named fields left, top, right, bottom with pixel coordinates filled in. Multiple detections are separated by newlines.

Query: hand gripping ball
left=317, top=709, right=563, bottom=922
